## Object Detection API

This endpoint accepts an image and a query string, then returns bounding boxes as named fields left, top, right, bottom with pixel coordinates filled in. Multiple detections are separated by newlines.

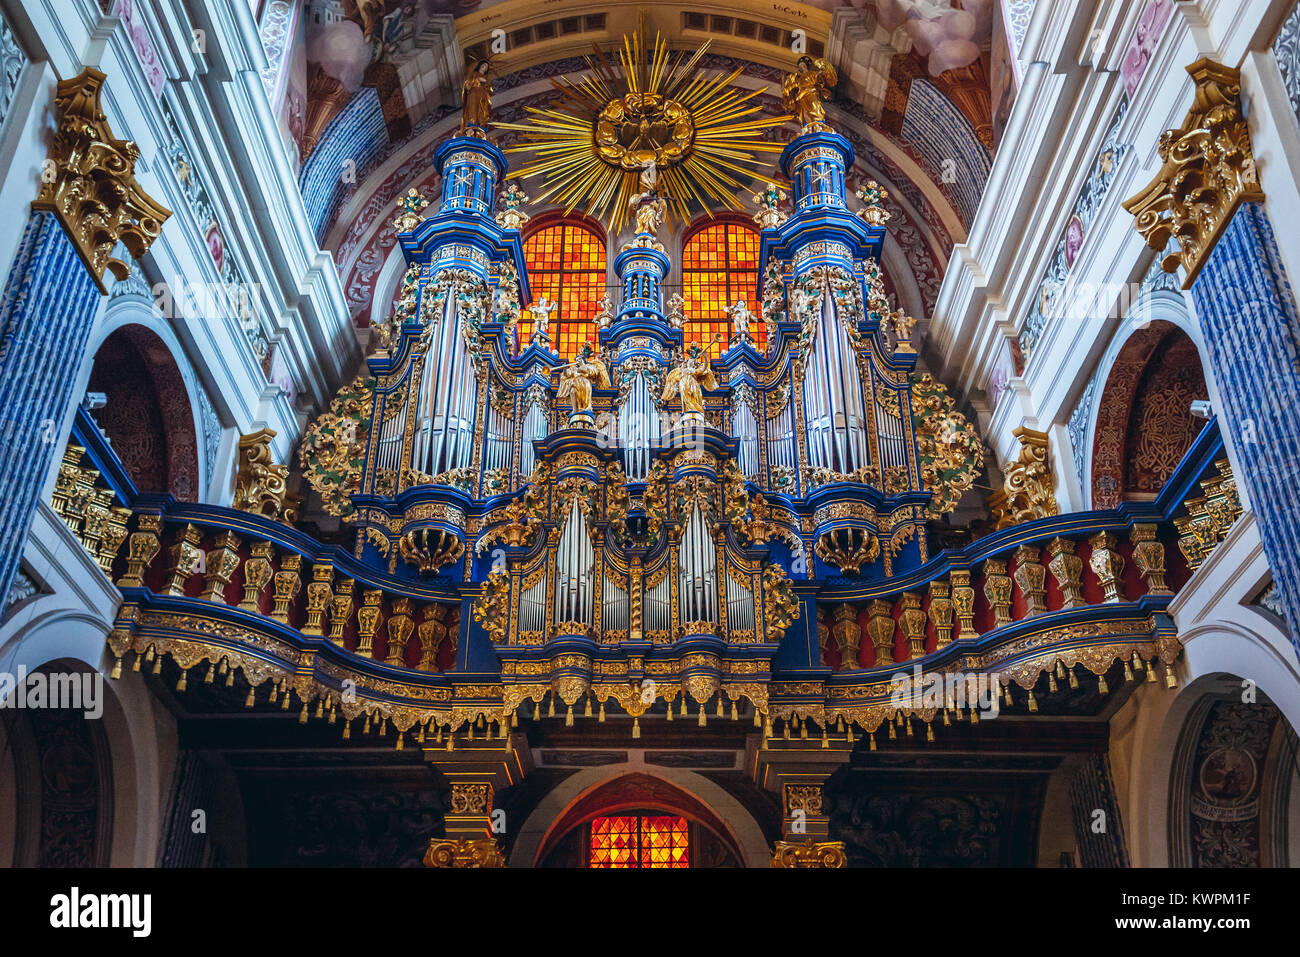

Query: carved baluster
left=816, top=606, right=831, bottom=664
left=928, top=580, right=955, bottom=648
left=386, top=598, right=415, bottom=665
left=164, top=524, right=204, bottom=596
left=118, top=514, right=163, bottom=588
left=1013, top=544, right=1047, bottom=616
left=866, top=599, right=895, bottom=666
left=240, top=541, right=274, bottom=611
left=1046, top=537, right=1084, bottom=608
left=271, top=553, right=302, bottom=622
left=1174, top=516, right=1206, bottom=571
left=65, top=465, right=99, bottom=537
left=831, top=604, right=862, bottom=670
left=80, top=487, right=114, bottom=558
left=1088, top=531, right=1124, bottom=603
left=983, top=558, right=1012, bottom=628
left=418, top=606, right=446, bottom=671
left=202, top=530, right=241, bottom=602
left=99, top=506, right=132, bottom=573
left=898, top=592, right=926, bottom=660
left=356, top=590, right=383, bottom=657
left=329, top=578, right=355, bottom=645
left=1213, top=459, right=1242, bottom=522
left=303, top=563, right=334, bottom=636
left=51, top=446, right=86, bottom=518
left=1130, top=524, right=1171, bottom=595
left=951, top=570, right=976, bottom=639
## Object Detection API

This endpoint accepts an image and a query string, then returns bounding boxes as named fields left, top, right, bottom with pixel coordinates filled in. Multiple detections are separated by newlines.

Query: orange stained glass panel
left=680, top=223, right=763, bottom=353
left=588, top=814, right=690, bottom=868
left=521, top=222, right=606, bottom=360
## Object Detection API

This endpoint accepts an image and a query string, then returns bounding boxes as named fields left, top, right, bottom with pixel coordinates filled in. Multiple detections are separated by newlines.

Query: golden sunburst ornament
left=494, top=23, right=790, bottom=233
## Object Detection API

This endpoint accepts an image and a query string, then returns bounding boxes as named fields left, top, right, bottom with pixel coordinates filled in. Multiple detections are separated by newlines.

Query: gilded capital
left=1123, top=58, right=1264, bottom=287
left=233, top=429, right=299, bottom=525
left=32, top=68, right=171, bottom=293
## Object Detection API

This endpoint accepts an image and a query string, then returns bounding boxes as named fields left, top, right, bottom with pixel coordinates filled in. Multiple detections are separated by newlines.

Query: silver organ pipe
left=645, top=573, right=671, bottom=633
left=677, top=505, right=716, bottom=623
left=601, top=574, right=629, bottom=632
left=803, top=288, right=868, bottom=473
left=520, top=402, right=547, bottom=477
left=618, top=372, right=661, bottom=480
left=875, top=380, right=909, bottom=472
left=732, top=400, right=759, bottom=479
left=377, top=395, right=406, bottom=474
left=554, top=499, right=594, bottom=624
left=767, top=395, right=795, bottom=474
left=485, top=397, right=512, bottom=473
left=519, top=576, right=546, bottom=633
left=413, top=287, right=478, bottom=477
left=726, top=569, right=754, bottom=632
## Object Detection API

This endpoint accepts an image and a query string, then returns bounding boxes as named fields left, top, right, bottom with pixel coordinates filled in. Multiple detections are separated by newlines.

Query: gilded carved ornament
left=1123, top=58, right=1264, bottom=287
left=233, top=429, right=299, bottom=525
left=909, top=373, right=983, bottom=518
left=33, top=68, right=172, bottom=293
left=298, top=376, right=375, bottom=519
left=989, top=427, right=1059, bottom=530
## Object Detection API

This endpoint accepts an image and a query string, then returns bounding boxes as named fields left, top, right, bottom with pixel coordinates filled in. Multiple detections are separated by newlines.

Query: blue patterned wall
left=298, top=86, right=389, bottom=242
left=901, top=80, right=990, bottom=228
left=1192, top=202, right=1300, bottom=652
left=0, top=212, right=103, bottom=599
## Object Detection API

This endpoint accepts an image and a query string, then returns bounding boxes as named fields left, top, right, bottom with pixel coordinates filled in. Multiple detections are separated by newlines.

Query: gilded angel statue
left=782, top=56, right=837, bottom=133
left=662, top=342, right=720, bottom=419
left=556, top=342, right=611, bottom=419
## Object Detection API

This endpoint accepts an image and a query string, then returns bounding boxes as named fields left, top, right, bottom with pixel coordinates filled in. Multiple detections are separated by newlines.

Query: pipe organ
left=296, top=102, right=982, bottom=729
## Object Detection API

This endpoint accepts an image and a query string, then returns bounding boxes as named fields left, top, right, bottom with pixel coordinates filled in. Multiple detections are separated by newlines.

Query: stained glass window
left=521, top=222, right=606, bottom=361
left=588, top=814, right=690, bottom=868
left=680, top=222, right=763, bottom=353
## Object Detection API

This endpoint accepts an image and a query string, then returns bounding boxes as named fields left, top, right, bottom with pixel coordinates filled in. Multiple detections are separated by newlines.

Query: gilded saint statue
left=629, top=161, right=667, bottom=237
left=461, top=59, right=493, bottom=136
left=782, top=56, right=837, bottom=133
left=557, top=342, right=611, bottom=423
left=662, top=341, right=720, bottom=421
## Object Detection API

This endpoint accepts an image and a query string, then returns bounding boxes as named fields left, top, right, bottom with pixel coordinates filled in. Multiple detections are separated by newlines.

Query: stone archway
left=1091, top=321, right=1208, bottom=508
left=1166, top=676, right=1297, bottom=867
left=86, top=324, right=200, bottom=500
left=509, top=765, right=772, bottom=868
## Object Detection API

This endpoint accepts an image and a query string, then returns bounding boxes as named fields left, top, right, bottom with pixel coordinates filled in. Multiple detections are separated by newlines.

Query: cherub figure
left=529, top=296, right=558, bottom=343
left=728, top=299, right=753, bottom=345
left=782, top=56, right=837, bottom=133
left=593, top=293, right=615, bottom=330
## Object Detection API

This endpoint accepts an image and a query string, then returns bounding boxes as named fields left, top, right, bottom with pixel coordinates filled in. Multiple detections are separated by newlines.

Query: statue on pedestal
left=461, top=59, right=493, bottom=137
left=556, top=342, right=611, bottom=425
left=663, top=340, right=720, bottom=421
left=782, top=56, right=837, bottom=133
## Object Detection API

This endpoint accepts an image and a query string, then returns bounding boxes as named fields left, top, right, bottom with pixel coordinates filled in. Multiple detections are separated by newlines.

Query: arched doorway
left=1091, top=321, right=1208, bottom=508
left=86, top=325, right=200, bottom=500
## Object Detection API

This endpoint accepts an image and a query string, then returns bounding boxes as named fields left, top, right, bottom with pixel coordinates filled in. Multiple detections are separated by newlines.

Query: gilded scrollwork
left=298, top=376, right=376, bottom=519
left=909, top=372, right=983, bottom=518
